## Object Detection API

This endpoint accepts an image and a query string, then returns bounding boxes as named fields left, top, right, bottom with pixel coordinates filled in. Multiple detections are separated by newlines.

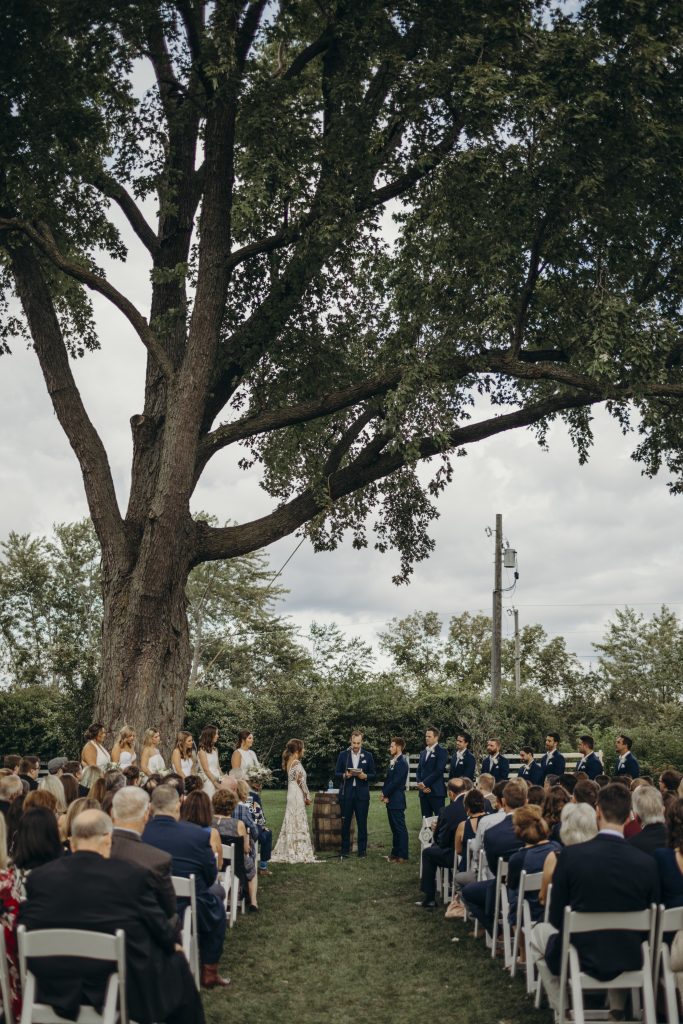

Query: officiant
left=335, top=731, right=376, bottom=859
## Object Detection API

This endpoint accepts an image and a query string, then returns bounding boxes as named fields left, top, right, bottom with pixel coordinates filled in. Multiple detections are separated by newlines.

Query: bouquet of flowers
left=245, top=764, right=273, bottom=787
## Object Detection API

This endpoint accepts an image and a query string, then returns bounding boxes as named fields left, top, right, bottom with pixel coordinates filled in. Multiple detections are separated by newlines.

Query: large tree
left=1, top=1, right=682, bottom=744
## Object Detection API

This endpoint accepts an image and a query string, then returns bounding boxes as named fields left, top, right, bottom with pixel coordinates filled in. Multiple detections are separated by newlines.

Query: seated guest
left=530, top=784, right=659, bottom=1016
left=418, top=778, right=473, bottom=908
left=0, top=814, right=21, bottom=1023
left=18, top=756, right=40, bottom=792
left=38, top=773, right=67, bottom=813
left=110, top=787, right=178, bottom=925
left=595, top=774, right=610, bottom=789
left=449, top=732, right=476, bottom=780
left=3, top=755, right=21, bottom=774
left=0, top=774, right=23, bottom=821
left=572, top=779, right=599, bottom=808
left=558, top=772, right=577, bottom=794
left=445, top=789, right=489, bottom=918
left=527, top=785, right=545, bottom=807
left=615, top=734, right=640, bottom=778
left=660, top=770, right=683, bottom=810
left=544, top=773, right=560, bottom=791
left=461, top=780, right=528, bottom=935
left=575, top=735, right=602, bottom=780
left=60, top=796, right=100, bottom=846
left=540, top=802, right=598, bottom=906
left=181, top=790, right=224, bottom=868
left=481, top=738, right=510, bottom=782
left=468, top=781, right=509, bottom=873
left=540, top=734, right=565, bottom=780
left=184, top=775, right=203, bottom=796
left=518, top=747, right=543, bottom=786
left=63, top=760, right=89, bottom=797
left=477, top=773, right=497, bottom=810
left=89, top=777, right=107, bottom=804
left=18, top=809, right=205, bottom=1024
left=13, top=806, right=63, bottom=894
left=507, top=806, right=561, bottom=944
left=247, top=780, right=274, bottom=875
left=24, top=790, right=58, bottom=814
left=542, top=784, right=571, bottom=843
left=60, top=773, right=79, bottom=806
left=104, top=770, right=126, bottom=795
left=123, top=765, right=141, bottom=786
left=143, top=783, right=228, bottom=987
left=212, top=788, right=258, bottom=908
left=81, top=764, right=104, bottom=793
left=627, top=786, right=666, bottom=854
left=234, top=780, right=260, bottom=844
left=655, top=799, right=683, bottom=908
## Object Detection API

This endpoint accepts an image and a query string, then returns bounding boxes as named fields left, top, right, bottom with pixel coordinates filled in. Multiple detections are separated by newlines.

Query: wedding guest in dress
left=24, top=790, right=58, bottom=814
left=180, top=790, right=224, bottom=869
left=542, top=784, right=571, bottom=842
left=539, top=802, right=599, bottom=906
left=335, top=731, right=377, bottom=859
left=271, top=740, right=317, bottom=864
left=416, top=726, right=449, bottom=817
left=230, top=730, right=259, bottom=780
left=140, top=729, right=166, bottom=777
left=506, top=806, right=561, bottom=929
left=171, top=731, right=198, bottom=779
left=0, top=774, right=23, bottom=821
left=60, top=797, right=100, bottom=847
left=0, top=813, right=21, bottom=1024
left=197, top=725, right=223, bottom=799
left=38, top=773, right=67, bottom=813
left=111, top=725, right=137, bottom=769
left=143, top=785, right=228, bottom=987
left=13, top=807, right=63, bottom=895
left=540, top=733, right=566, bottom=780
left=60, top=773, right=79, bottom=806
left=212, top=788, right=258, bottom=909
left=381, top=736, right=409, bottom=863
left=81, top=723, right=110, bottom=768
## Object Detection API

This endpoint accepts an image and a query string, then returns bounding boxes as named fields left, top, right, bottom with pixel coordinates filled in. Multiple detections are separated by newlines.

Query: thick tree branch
left=93, top=172, right=160, bottom=257
left=322, top=406, right=382, bottom=478
left=236, top=0, right=267, bottom=72
left=511, top=217, right=548, bottom=356
left=281, top=31, right=333, bottom=79
left=9, top=243, right=128, bottom=566
left=0, top=217, right=174, bottom=378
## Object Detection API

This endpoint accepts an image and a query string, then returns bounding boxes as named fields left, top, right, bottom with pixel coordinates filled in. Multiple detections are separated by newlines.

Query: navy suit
left=335, top=747, right=377, bottom=856
left=616, top=751, right=640, bottom=778
left=416, top=744, right=448, bottom=817
left=518, top=760, right=543, bottom=786
left=462, top=814, right=523, bottom=933
left=576, top=750, right=602, bottom=780
left=449, top=748, right=476, bottom=781
left=540, top=749, right=566, bottom=779
left=142, top=814, right=226, bottom=964
left=481, top=753, right=510, bottom=782
left=420, top=796, right=468, bottom=900
left=382, top=754, right=409, bottom=860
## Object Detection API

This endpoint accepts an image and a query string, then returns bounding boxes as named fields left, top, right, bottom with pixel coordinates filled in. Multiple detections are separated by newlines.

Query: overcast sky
left=2, top=201, right=682, bottom=674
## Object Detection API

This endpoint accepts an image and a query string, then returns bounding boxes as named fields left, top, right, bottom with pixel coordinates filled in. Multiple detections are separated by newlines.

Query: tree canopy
left=1, top=0, right=682, bottom=736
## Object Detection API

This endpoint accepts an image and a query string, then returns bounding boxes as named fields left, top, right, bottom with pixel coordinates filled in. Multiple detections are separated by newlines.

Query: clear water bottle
left=327, top=777, right=334, bottom=791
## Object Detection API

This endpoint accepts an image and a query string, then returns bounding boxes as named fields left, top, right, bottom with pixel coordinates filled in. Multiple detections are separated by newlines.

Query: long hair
left=142, top=728, right=158, bottom=749
left=116, top=725, right=135, bottom=748
left=199, top=725, right=218, bottom=752
left=175, top=730, right=193, bottom=754
left=282, top=739, right=304, bottom=771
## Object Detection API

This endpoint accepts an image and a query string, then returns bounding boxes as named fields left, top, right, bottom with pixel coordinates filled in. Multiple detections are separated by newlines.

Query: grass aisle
left=204, top=792, right=553, bottom=1024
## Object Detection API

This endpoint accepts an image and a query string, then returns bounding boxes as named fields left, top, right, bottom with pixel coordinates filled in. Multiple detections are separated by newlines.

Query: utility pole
left=491, top=513, right=502, bottom=701
left=514, top=607, right=521, bottom=693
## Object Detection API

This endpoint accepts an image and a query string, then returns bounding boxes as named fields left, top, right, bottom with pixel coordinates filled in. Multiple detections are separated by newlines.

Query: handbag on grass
left=445, top=894, right=466, bottom=919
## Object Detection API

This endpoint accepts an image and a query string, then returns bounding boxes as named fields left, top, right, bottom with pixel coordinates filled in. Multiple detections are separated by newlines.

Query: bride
left=271, top=739, right=317, bottom=864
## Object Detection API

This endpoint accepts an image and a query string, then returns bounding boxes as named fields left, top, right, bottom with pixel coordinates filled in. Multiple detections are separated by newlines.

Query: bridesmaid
left=111, top=726, right=137, bottom=769
left=81, top=723, right=110, bottom=768
left=140, top=729, right=165, bottom=776
left=198, top=725, right=223, bottom=799
left=171, top=731, right=198, bottom=778
left=229, top=730, right=259, bottom=781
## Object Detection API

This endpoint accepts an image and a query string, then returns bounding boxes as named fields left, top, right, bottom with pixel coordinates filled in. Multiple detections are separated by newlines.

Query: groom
left=335, top=731, right=376, bottom=859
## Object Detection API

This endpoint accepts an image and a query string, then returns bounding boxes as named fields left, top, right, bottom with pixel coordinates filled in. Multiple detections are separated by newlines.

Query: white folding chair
left=510, top=869, right=544, bottom=992
left=534, top=881, right=552, bottom=1009
left=490, top=859, right=510, bottom=962
left=653, top=904, right=683, bottom=1024
left=471, top=848, right=487, bottom=939
left=0, top=928, right=15, bottom=1024
left=220, top=844, right=242, bottom=927
left=171, top=874, right=200, bottom=988
left=543, top=905, right=657, bottom=1024
left=17, top=925, right=127, bottom=1024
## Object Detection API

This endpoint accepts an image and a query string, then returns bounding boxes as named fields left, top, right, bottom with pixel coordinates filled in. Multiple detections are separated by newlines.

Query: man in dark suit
left=335, top=730, right=377, bottom=858
left=449, top=731, right=476, bottom=781
left=18, top=809, right=204, bottom=1024
left=517, top=746, right=543, bottom=786
left=18, top=755, right=40, bottom=791
left=628, top=785, right=667, bottom=854
left=415, top=726, right=449, bottom=817
left=143, top=783, right=227, bottom=988
left=480, top=738, right=510, bottom=782
left=110, top=787, right=178, bottom=927
left=381, top=736, right=409, bottom=862
left=540, top=733, right=566, bottom=780
left=461, top=779, right=527, bottom=934
left=418, top=778, right=473, bottom=908
left=576, top=734, right=602, bottom=780
left=615, top=734, right=640, bottom=779
left=530, top=784, right=660, bottom=1016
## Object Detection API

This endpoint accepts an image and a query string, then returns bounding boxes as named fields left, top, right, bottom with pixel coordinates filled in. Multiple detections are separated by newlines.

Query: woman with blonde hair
left=81, top=764, right=104, bottom=792
left=271, top=740, right=316, bottom=864
left=540, top=801, right=598, bottom=905
left=140, top=729, right=165, bottom=776
left=38, top=773, right=67, bottom=814
left=171, top=731, right=197, bottom=778
left=111, top=726, right=137, bottom=769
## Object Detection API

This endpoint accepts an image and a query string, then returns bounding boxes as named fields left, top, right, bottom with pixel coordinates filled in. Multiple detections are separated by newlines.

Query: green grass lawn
left=203, top=791, right=553, bottom=1024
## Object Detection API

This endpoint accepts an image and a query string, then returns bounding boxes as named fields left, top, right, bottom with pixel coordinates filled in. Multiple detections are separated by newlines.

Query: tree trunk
left=96, top=553, right=192, bottom=756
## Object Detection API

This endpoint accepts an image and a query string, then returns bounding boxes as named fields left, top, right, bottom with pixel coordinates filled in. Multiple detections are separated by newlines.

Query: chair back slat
left=568, top=908, right=653, bottom=934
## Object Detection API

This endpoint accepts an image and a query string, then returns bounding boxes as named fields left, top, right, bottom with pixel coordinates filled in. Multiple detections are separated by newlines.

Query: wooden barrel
left=312, top=791, right=356, bottom=852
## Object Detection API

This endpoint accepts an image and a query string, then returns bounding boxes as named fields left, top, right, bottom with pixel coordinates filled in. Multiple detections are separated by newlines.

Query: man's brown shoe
left=201, top=964, right=230, bottom=988
left=258, top=867, right=272, bottom=876
left=393, top=857, right=409, bottom=863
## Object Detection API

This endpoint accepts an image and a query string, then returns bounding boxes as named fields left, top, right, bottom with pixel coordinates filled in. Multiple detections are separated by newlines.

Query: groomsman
left=576, top=735, right=602, bottom=780
left=449, top=732, right=476, bottom=781
left=416, top=726, right=448, bottom=817
left=335, top=731, right=376, bottom=858
left=518, top=746, right=543, bottom=785
left=381, top=737, right=409, bottom=862
left=540, top=733, right=566, bottom=780
left=480, top=738, right=509, bottom=782
left=615, top=734, right=640, bottom=778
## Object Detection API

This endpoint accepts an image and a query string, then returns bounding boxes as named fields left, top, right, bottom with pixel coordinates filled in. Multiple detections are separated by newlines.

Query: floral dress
left=0, top=866, right=21, bottom=1021
left=271, top=761, right=317, bottom=864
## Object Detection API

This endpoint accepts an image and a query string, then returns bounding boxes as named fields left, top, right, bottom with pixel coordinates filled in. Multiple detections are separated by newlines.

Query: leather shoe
left=393, top=857, right=409, bottom=864
left=258, top=867, right=272, bottom=876
left=201, top=964, right=230, bottom=988
left=421, top=899, right=437, bottom=909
